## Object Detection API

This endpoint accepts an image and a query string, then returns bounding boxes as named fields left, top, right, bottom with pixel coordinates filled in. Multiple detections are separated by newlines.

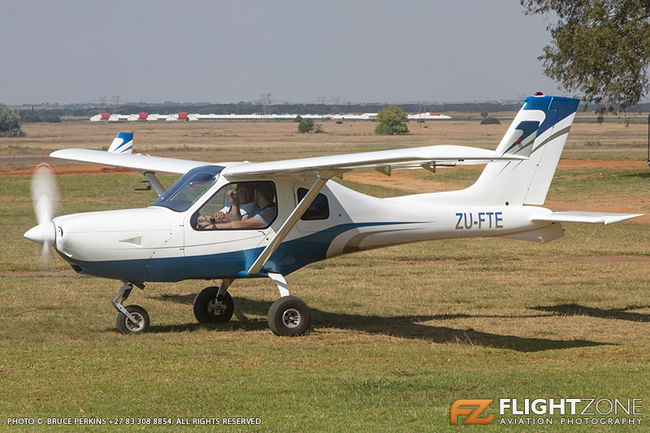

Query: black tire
left=193, top=286, right=234, bottom=324
left=267, top=296, right=311, bottom=336
left=116, top=305, right=150, bottom=334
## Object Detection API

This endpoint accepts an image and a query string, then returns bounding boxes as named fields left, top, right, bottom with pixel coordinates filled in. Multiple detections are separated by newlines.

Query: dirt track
left=0, top=163, right=133, bottom=177
left=556, top=159, right=647, bottom=170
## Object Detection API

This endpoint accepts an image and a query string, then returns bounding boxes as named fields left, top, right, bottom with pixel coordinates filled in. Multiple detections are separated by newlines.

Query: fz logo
left=450, top=399, right=494, bottom=425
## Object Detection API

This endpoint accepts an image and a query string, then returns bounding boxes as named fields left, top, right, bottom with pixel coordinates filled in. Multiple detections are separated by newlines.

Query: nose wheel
left=116, top=305, right=150, bottom=334
left=112, top=282, right=150, bottom=334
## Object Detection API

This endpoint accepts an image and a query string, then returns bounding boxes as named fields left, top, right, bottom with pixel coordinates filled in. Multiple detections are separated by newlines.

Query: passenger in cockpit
left=197, top=183, right=258, bottom=228
left=211, top=182, right=277, bottom=230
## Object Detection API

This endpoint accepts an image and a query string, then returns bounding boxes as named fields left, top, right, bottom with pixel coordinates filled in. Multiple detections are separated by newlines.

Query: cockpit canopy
left=152, top=165, right=224, bottom=212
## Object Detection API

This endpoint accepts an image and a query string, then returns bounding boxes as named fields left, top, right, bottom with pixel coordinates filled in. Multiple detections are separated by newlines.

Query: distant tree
left=18, top=110, right=60, bottom=123
left=480, top=111, right=489, bottom=119
left=521, top=0, right=650, bottom=112
left=298, top=118, right=314, bottom=133
left=375, top=106, right=408, bottom=135
left=294, top=115, right=303, bottom=122
left=41, top=114, right=61, bottom=123
left=0, top=104, right=25, bottom=137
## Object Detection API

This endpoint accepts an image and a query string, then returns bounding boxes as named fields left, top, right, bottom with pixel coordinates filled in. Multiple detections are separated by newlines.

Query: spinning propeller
left=24, top=164, right=59, bottom=264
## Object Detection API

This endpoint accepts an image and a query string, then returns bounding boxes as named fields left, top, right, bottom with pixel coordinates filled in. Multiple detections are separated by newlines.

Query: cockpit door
left=182, top=181, right=277, bottom=275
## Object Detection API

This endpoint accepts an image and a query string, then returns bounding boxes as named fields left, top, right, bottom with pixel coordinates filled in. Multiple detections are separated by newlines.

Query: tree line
left=15, top=101, right=650, bottom=120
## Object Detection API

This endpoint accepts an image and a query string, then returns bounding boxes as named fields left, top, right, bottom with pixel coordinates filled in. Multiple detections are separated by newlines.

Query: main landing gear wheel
left=116, top=305, right=150, bottom=334
left=193, top=286, right=234, bottom=324
left=267, top=296, right=311, bottom=336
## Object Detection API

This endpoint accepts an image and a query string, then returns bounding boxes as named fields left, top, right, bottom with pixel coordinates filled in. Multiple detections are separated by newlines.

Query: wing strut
left=142, top=172, right=166, bottom=196
left=248, top=176, right=328, bottom=275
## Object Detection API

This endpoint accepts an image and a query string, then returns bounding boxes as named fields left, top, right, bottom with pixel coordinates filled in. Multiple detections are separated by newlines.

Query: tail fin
left=462, top=94, right=579, bottom=206
left=108, top=132, right=133, bottom=154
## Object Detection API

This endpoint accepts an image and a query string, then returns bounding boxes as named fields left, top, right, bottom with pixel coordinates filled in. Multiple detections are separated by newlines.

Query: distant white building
left=90, top=112, right=451, bottom=122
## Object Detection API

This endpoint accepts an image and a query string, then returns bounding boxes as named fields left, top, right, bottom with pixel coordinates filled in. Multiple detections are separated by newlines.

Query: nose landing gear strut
left=113, top=281, right=149, bottom=334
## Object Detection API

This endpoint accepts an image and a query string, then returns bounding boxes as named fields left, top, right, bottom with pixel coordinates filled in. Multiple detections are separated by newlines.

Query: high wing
left=50, top=145, right=526, bottom=178
left=221, top=145, right=527, bottom=179
left=49, top=148, right=214, bottom=175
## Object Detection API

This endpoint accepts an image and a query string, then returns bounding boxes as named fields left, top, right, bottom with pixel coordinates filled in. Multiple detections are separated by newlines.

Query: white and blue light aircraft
left=24, top=94, right=642, bottom=335
left=107, top=131, right=134, bottom=154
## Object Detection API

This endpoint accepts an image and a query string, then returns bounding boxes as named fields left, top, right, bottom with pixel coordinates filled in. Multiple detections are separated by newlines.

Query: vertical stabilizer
left=108, top=132, right=134, bottom=154
left=460, top=94, right=579, bottom=206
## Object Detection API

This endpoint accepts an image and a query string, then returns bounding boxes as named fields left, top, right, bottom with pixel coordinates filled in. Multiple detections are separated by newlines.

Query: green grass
left=1, top=166, right=648, bottom=432
left=551, top=168, right=649, bottom=198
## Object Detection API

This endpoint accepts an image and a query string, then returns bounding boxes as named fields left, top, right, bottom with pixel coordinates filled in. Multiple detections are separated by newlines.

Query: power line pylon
left=331, top=96, right=340, bottom=114
left=260, top=93, right=272, bottom=115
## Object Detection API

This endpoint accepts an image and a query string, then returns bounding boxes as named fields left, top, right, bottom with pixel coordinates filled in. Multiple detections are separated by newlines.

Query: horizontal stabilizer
left=50, top=148, right=220, bottom=175
left=532, top=211, right=643, bottom=225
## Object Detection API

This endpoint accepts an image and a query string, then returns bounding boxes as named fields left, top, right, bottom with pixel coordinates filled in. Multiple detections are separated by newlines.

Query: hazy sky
left=1, top=0, right=563, bottom=105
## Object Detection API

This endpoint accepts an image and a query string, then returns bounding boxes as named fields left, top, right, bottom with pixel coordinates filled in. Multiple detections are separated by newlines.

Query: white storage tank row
left=90, top=112, right=451, bottom=122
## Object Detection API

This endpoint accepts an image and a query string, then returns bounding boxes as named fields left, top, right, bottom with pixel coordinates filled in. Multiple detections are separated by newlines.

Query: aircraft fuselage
left=52, top=176, right=558, bottom=284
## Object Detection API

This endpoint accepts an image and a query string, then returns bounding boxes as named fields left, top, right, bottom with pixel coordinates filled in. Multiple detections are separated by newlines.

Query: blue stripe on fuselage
left=60, top=222, right=412, bottom=282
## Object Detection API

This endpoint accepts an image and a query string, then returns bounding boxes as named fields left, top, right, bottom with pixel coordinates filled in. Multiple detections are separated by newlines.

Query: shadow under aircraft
left=149, top=294, right=607, bottom=353
left=531, top=304, right=649, bottom=323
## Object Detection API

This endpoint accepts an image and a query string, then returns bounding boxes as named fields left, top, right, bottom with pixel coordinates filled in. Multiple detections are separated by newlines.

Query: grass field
left=0, top=119, right=648, bottom=432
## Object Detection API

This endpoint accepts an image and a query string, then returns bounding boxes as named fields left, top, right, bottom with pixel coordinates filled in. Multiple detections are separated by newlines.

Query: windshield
left=152, top=165, right=224, bottom=212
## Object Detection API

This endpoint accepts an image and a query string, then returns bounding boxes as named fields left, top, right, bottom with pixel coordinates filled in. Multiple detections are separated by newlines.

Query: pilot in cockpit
left=205, top=182, right=276, bottom=230
left=197, top=183, right=258, bottom=229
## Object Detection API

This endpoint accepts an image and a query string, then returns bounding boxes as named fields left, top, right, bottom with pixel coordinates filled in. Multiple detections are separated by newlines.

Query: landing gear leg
left=267, top=273, right=311, bottom=336
left=113, top=281, right=149, bottom=334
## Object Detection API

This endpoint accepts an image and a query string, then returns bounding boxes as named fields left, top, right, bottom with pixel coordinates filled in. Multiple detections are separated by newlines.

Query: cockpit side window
left=152, top=165, right=223, bottom=212
left=193, top=181, right=277, bottom=230
left=297, top=188, right=330, bottom=220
